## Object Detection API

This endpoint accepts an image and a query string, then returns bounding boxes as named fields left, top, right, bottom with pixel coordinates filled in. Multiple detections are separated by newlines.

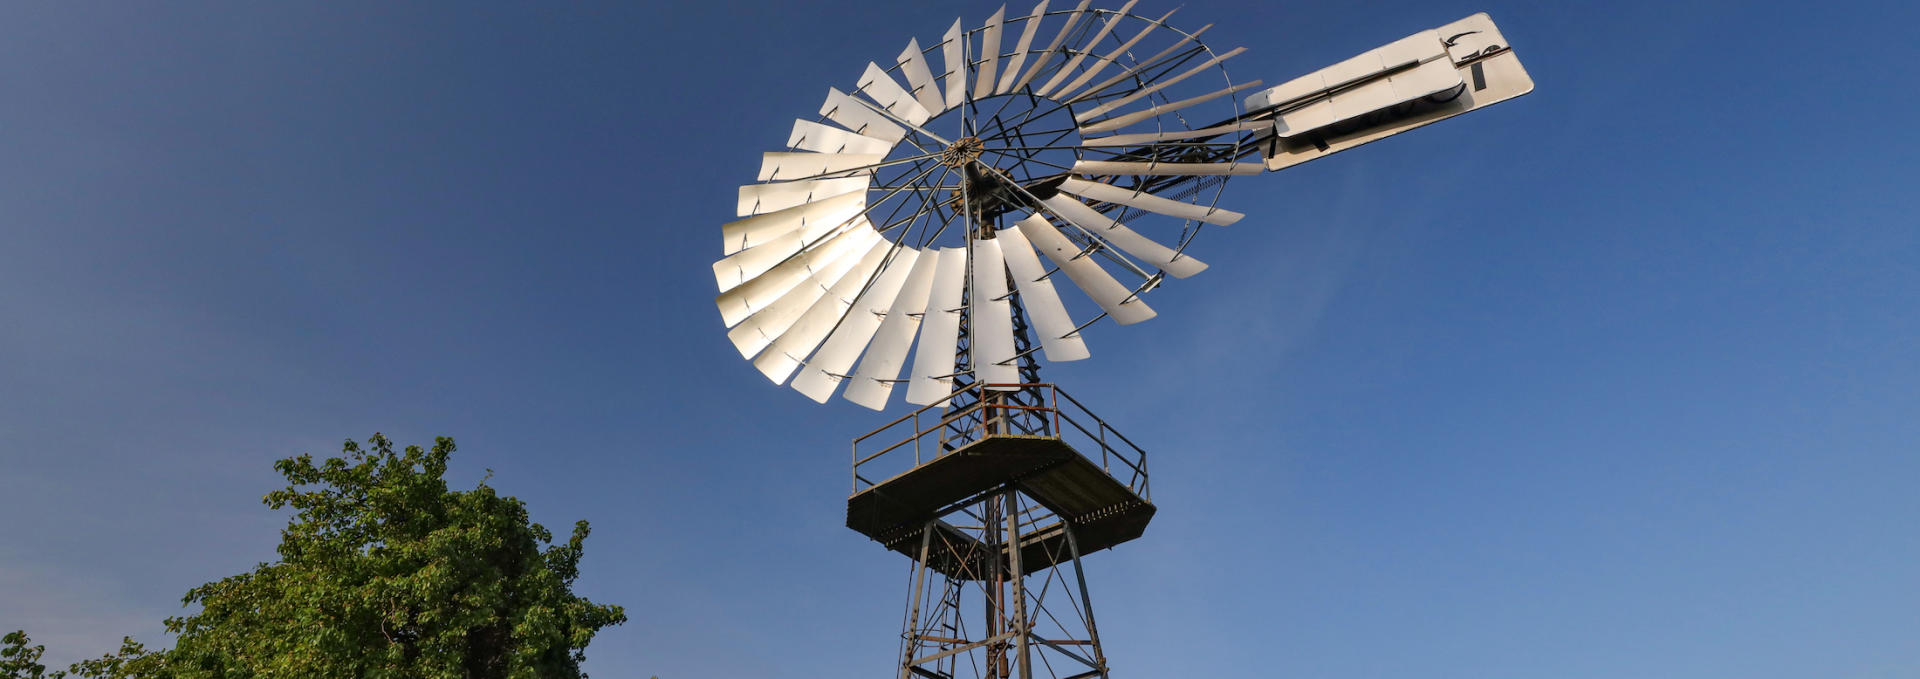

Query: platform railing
left=851, top=382, right=1150, bottom=501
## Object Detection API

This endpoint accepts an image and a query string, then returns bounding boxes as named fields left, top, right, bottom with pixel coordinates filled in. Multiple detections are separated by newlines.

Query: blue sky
left=2, top=0, right=1916, bottom=676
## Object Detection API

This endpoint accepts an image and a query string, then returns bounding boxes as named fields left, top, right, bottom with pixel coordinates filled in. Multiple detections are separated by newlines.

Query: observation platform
left=846, top=384, right=1154, bottom=580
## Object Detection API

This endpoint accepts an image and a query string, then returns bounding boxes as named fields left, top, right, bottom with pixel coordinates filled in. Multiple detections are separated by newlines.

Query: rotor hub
left=939, top=136, right=984, bottom=168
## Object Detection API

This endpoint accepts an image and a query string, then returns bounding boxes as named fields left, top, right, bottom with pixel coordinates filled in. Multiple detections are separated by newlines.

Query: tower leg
left=901, top=519, right=937, bottom=679
left=896, top=489, right=1111, bottom=679
left=1006, top=490, right=1030, bottom=679
left=1064, top=521, right=1108, bottom=679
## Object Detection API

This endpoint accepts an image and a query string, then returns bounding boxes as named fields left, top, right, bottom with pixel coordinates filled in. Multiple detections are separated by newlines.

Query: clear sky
left=2, top=0, right=1916, bottom=676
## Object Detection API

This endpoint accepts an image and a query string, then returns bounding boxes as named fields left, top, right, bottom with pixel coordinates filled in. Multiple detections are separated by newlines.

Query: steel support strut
left=894, top=483, right=1110, bottom=679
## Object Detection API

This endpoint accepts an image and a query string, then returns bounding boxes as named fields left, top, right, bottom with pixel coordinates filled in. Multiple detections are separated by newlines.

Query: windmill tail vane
left=702, top=5, right=1534, bottom=679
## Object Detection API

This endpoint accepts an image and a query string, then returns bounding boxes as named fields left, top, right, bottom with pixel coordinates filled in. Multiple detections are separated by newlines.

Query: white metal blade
left=844, top=250, right=941, bottom=410
left=897, top=39, right=947, bottom=115
left=941, top=20, right=967, bottom=107
left=714, top=233, right=799, bottom=294
left=1077, top=81, right=1263, bottom=134
left=791, top=247, right=923, bottom=403
left=716, top=221, right=873, bottom=327
left=737, top=176, right=868, bottom=217
left=973, top=6, right=1006, bottom=101
left=1041, top=195, right=1208, bottom=278
left=1010, top=0, right=1089, bottom=93
left=758, top=152, right=885, bottom=182
left=996, top=226, right=1089, bottom=361
left=1014, top=215, right=1155, bottom=325
left=970, top=237, right=1020, bottom=388
left=726, top=282, right=820, bottom=357
left=721, top=190, right=865, bottom=255
left=1073, top=47, right=1246, bottom=121
left=789, top=119, right=894, bottom=155
left=726, top=226, right=882, bottom=358
left=1079, top=121, right=1267, bottom=147
left=994, top=0, right=1048, bottom=94
left=1056, top=177, right=1243, bottom=226
left=712, top=214, right=858, bottom=293
left=820, top=88, right=907, bottom=144
left=1067, top=23, right=1212, bottom=103
left=1071, top=159, right=1263, bottom=176
left=856, top=63, right=934, bottom=126
left=752, top=237, right=892, bottom=384
left=1033, top=0, right=1137, bottom=97
left=1050, top=7, right=1173, bottom=101
left=717, top=264, right=804, bottom=327
left=905, top=247, right=969, bottom=406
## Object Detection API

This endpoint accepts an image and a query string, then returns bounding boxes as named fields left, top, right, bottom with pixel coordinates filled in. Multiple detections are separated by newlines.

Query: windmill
left=712, top=5, right=1533, bottom=679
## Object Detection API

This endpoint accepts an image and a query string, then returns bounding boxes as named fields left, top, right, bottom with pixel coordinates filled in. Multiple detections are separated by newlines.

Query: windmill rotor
left=719, top=3, right=1276, bottom=410
left=716, top=6, right=1532, bottom=410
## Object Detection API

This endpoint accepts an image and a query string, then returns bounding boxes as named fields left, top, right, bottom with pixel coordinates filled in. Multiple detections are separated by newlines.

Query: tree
left=3, top=631, right=62, bottom=679
left=26, top=434, right=627, bottom=679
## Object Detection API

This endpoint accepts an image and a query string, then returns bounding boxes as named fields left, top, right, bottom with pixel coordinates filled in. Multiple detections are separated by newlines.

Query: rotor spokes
left=717, top=3, right=1256, bottom=413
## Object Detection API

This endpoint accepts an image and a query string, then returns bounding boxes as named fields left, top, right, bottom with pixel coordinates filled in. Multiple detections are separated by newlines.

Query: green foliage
left=14, top=434, right=626, bottom=679
left=67, top=639, right=163, bottom=679
left=164, top=434, right=627, bottom=678
left=3, top=631, right=63, bottom=679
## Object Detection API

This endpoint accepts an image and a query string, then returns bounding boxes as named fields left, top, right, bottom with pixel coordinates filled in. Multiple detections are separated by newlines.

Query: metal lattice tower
left=705, top=5, right=1534, bottom=677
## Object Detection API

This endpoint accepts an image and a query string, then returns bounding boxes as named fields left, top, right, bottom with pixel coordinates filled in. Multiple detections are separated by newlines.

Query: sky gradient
left=2, top=0, right=1916, bottom=677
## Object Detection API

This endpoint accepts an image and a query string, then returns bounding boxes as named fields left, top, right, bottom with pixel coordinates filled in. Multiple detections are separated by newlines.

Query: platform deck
left=846, top=434, right=1155, bottom=579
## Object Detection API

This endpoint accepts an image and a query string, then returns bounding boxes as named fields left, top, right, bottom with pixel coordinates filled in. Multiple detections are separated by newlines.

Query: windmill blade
left=789, top=119, right=894, bottom=155
left=758, top=152, right=885, bottom=182
left=1050, top=7, right=1175, bottom=101
left=970, top=237, right=1021, bottom=388
left=994, top=0, right=1048, bottom=95
left=1072, top=159, right=1263, bottom=176
left=1009, top=0, right=1090, bottom=94
left=1057, top=177, right=1244, bottom=226
left=717, top=221, right=875, bottom=327
left=940, top=20, right=967, bottom=107
left=730, top=235, right=881, bottom=366
left=1076, top=80, right=1263, bottom=134
left=1013, top=215, right=1155, bottom=325
left=904, top=247, right=969, bottom=405
left=1073, top=47, right=1247, bottom=121
left=724, top=225, right=882, bottom=354
left=752, top=238, right=894, bottom=384
left=721, top=190, right=865, bottom=255
left=973, top=6, right=1006, bottom=101
left=821, top=88, right=907, bottom=144
left=856, top=63, right=934, bottom=126
left=1079, top=121, right=1267, bottom=147
left=712, top=214, right=858, bottom=292
left=896, top=39, right=947, bottom=115
left=714, top=233, right=800, bottom=294
left=844, top=250, right=941, bottom=410
left=1066, top=24, right=1211, bottom=104
left=996, top=225, right=1090, bottom=362
left=737, top=176, right=868, bottom=217
left=1040, top=195, right=1208, bottom=278
left=1033, top=0, right=1138, bottom=98
left=791, top=247, right=923, bottom=403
